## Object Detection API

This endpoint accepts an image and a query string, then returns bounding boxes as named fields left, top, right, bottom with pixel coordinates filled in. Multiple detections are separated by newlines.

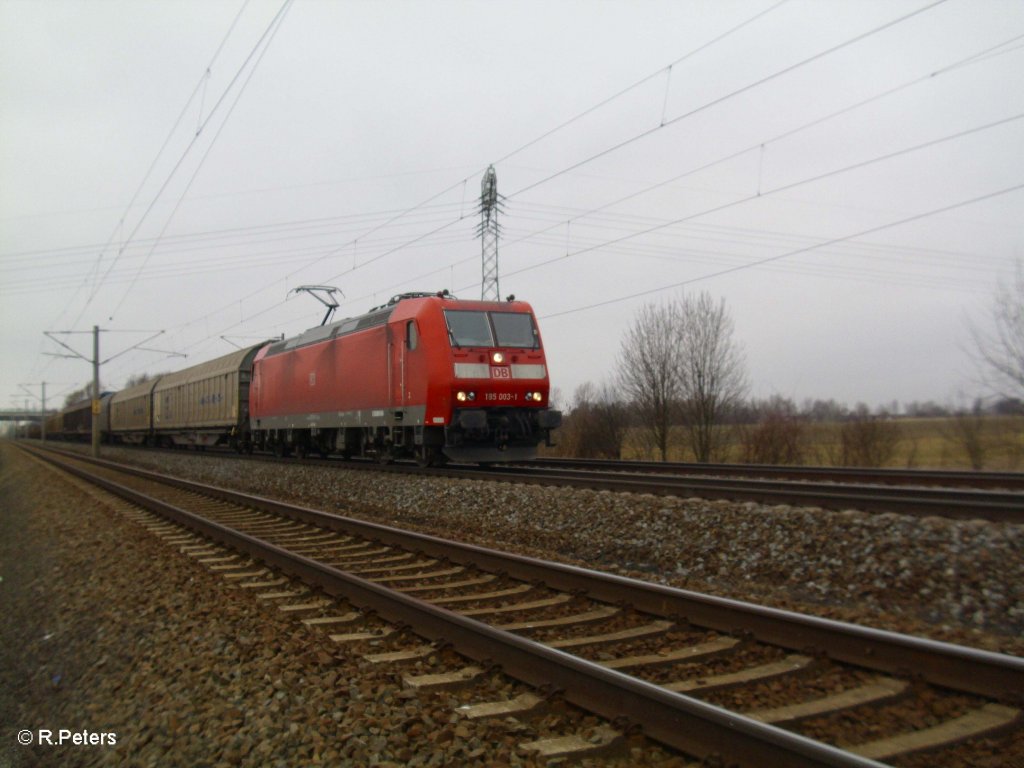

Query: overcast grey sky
left=2, top=0, right=1022, bottom=414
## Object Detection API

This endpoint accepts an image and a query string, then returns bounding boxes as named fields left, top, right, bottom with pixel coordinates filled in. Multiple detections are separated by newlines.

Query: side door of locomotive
left=388, top=321, right=404, bottom=409
left=388, top=317, right=421, bottom=410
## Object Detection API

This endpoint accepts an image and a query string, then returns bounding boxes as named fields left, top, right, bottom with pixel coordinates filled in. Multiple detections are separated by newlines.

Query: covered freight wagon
left=152, top=344, right=265, bottom=448
left=109, top=378, right=159, bottom=444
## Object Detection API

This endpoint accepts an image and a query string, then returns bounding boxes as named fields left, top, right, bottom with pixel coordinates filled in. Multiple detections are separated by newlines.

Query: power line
left=120, top=0, right=795, bottom=351
left=53, top=0, right=253, bottom=332
left=71, top=0, right=294, bottom=329
left=490, top=0, right=792, bottom=167
left=108, top=0, right=295, bottom=321
left=497, top=111, right=1024, bottom=285
left=495, top=30, right=1024, bottom=261
left=55, top=0, right=1009, bottom=385
left=506, top=0, right=950, bottom=200
left=538, top=182, right=1024, bottom=320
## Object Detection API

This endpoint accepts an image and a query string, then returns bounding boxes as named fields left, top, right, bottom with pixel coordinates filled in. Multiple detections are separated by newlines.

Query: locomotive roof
left=266, top=291, right=533, bottom=357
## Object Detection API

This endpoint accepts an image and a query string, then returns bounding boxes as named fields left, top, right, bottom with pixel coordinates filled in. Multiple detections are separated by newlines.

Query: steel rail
left=36, top=441, right=1024, bottom=520
left=29, top=446, right=893, bottom=768
left=425, top=464, right=1024, bottom=522
left=31, top=445, right=1024, bottom=703
left=523, top=457, right=1024, bottom=490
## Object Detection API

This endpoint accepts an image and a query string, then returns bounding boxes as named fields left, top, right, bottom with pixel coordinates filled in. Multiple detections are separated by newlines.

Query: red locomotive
left=248, top=291, right=561, bottom=464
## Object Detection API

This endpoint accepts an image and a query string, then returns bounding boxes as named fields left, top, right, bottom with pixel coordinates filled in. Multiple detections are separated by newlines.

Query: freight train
left=46, top=292, right=561, bottom=465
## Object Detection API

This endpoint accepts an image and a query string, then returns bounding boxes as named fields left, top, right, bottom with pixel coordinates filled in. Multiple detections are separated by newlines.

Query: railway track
left=45, top=441, right=1024, bottom=521
left=25, top=443, right=1024, bottom=767
left=469, top=464, right=1024, bottom=522
left=523, top=457, right=1024, bottom=491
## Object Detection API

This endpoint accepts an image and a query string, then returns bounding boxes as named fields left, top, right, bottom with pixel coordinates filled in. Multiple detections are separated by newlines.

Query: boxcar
left=152, top=344, right=264, bottom=448
left=54, top=394, right=111, bottom=441
left=109, top=378, right=160, bottom=444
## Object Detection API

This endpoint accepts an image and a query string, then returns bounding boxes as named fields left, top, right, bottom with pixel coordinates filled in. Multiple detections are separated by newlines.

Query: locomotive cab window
left=444, top=310, right=494, bottom=347
left=491, top=312, right=538, bottom=348
left=406, top=320, right=418, bottom=350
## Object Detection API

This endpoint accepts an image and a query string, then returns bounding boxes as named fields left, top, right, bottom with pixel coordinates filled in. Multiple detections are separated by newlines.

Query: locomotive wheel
left=415, top=447, right=446, bottom=468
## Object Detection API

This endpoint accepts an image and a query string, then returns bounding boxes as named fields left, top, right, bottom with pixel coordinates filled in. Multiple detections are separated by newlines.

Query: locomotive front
left=428, top=297, right=561, bottom=463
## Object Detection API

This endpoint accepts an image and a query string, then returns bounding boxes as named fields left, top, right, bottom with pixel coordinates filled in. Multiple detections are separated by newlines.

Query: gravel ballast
left=3, top=442, right=1022, bottom=765
left=74, top=445, right=1024, bottom=655
left=1, top=444, right=688, bottom=767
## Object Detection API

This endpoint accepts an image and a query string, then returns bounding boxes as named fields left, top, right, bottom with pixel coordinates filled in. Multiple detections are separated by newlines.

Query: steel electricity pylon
left=478, top=165, right=504, bottom=302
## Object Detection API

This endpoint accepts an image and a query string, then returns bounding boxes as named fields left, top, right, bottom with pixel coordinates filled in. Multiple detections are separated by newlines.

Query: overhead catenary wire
left=221, top=0, right=952, bottom=335
left=505, top=0, right=951, bottom=200
left=47, top=0, right=1016, bottom=393
left=183, top=0, right=952, bottom=345
left=107, top=0, right=296, bottom=321
left=489, top=0, right=792, bottom=168
left=341, top=33, right=1024, bottom=316
left=110, top=0, right=795, bottom=356
left=66, top=0, right=842, bottom=375
left=493, top=111, right=1024, bottom=286
left=69, top=0, right=294, bottom=330
left=537, top=181, right=1024, bottom=321
left=52, top=0, right=253, bottom=333
left=496, top=30, right=1024, bottom=256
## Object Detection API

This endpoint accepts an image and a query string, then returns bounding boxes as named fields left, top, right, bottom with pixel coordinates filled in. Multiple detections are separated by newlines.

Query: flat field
left=612, top=416, right=1024, bottom=470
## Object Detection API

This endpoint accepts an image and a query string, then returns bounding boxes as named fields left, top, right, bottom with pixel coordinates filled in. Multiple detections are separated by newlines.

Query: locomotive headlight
left=532, top=392, right=544, bottom=402
left=456, top=391, right=467, bottom=402
left=491, top=351, right=504, bottom=364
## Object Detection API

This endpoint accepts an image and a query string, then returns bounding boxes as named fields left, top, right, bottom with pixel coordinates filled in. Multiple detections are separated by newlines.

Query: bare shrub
left=943, top=404, right=989, bottom=470
left=839, top=407, right=901, bottom=467
left=563, top=382, right=630, bottom=459
left=741, top=410, right=805, bottom=465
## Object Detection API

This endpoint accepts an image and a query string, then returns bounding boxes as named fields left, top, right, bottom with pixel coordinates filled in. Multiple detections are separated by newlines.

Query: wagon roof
left=110, top=377, right=159, bottom=403
left=152, top=344, right=264, bottom=392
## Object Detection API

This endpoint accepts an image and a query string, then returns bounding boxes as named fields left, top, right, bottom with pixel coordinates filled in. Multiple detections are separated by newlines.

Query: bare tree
left=676, top=292, right=747, bottom=462
left=618, top=293, right=746, bottom=462
left=971, top=261, right=1024, bottom=398
left=617, top=302, right=680, bottom=461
